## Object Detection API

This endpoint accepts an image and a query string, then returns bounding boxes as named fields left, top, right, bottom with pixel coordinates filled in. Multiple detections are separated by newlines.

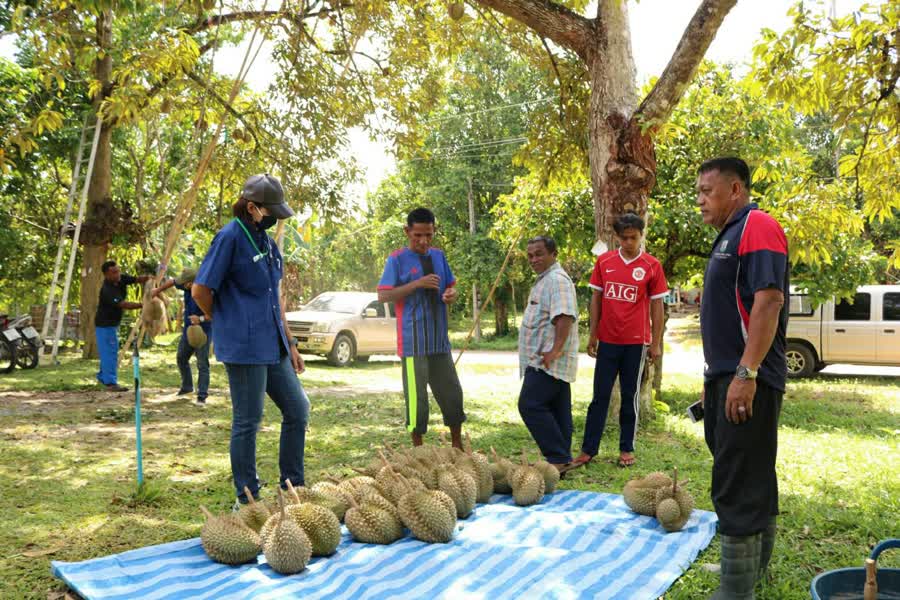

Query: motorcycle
left=1, top=314, right=40, bottom=371
left=0, top=314, right=18, bottom=374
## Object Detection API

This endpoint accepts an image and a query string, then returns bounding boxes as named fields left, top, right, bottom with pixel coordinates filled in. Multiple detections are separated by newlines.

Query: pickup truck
left=786, top=284, right=900, bottom=377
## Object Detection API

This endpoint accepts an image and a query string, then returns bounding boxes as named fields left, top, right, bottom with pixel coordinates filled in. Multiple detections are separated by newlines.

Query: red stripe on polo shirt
left=738, top=210, right=788, bottom=255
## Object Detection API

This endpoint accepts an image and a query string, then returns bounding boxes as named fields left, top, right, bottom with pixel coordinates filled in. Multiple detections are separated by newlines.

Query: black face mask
left=252, top=205, right=277, bottom=230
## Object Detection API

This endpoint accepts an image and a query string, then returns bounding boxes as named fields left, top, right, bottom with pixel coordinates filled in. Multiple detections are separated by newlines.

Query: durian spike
left=464, top=432, right=473, bottom=455
left=377, top=449, right=392, bottom=469
left=327, top=475, right=343, bottom=484
left=351, top=467, right=370, bottom=476
left=244, top=486, right=257, bottom=506
left=200, top=506, right=214, bottom=520
left=285, top=480, right=301, bottom=503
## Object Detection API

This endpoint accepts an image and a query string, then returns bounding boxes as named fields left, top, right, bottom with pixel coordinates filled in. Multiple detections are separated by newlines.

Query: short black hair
left=407, top=207, right=436, bottom=227
left=101, top=260, right=117, bottom=273
left=613, top=212, right=644, bottom=235
left=698, top=157, right=751, bottom=192
left=527, top=235, right=557, bottom=254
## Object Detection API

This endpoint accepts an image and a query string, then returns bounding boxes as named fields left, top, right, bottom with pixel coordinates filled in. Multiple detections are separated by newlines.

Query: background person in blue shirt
left=192, top=174, right=309, bottom=507
left=153, top=267, right=211, bottom=405
left=377, top=207, right=466, bottom=450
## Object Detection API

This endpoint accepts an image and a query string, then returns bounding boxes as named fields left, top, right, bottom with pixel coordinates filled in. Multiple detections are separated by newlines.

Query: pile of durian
left=622, top=468, right=694, bottom=532
left=199, top=437, right=561, bottom=573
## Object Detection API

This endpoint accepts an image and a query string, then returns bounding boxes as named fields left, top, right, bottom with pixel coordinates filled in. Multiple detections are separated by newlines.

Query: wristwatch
left=735, top=365, right=757, bottom=380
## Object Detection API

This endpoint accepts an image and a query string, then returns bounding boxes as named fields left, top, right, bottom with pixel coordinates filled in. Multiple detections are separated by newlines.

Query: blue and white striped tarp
left=52, top=490, right=718, bottom=600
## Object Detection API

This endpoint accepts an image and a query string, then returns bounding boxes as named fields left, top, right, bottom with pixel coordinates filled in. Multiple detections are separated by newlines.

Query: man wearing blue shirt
left=153, top=267, right=212, bottom=405
left=697, top=157, right=789, bottom=599
left=192, top=174, right=309, bottom=507
left=377, top=208, right=466, bottom=449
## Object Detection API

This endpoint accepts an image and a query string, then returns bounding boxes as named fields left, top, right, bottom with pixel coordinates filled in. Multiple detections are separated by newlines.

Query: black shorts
left=401, top=353, right=466, bottom=435
left=704, top=375, right=782, bottom=536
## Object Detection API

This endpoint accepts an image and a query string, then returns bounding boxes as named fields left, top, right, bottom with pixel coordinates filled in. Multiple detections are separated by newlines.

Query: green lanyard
left=232, top=218, right=267, bottom=263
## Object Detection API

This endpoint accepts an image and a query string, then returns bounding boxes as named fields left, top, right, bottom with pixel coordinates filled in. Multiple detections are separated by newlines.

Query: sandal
left=617, top=453, right=636, bottom=468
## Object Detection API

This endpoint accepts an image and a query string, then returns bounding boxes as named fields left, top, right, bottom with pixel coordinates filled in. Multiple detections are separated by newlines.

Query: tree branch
left=471, top=0, right=594, bottom=60
left=540, top=36, right=565, bottom=123
left=636, top=0, right=737, bottom=128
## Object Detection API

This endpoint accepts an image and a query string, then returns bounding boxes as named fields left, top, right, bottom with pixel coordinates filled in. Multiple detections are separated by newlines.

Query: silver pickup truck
left=786, top=285, right=900, bottom=377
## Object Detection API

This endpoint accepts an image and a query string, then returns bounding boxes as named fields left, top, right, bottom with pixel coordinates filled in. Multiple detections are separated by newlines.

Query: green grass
left=0, top=333, right=897, bottom=598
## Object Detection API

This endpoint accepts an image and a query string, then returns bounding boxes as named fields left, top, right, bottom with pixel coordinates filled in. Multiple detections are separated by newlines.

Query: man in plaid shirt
left=517, top=236, right=579, bottom=472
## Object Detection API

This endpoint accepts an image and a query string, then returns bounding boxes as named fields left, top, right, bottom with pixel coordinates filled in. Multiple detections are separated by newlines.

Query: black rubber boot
left=710, top=533, right=762, bottom=599
left=758, top=517, right=777, bottom=582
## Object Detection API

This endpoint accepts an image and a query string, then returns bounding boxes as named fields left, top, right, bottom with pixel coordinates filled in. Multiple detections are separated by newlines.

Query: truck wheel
left=786, top=342, right=815, bottom=378
left=328, top=333, right=355, bottom=367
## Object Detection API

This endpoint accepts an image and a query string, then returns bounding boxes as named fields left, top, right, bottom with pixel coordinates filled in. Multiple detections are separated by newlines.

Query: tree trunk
left=494, top=295, right=509, bottom=336
left=588, top=1, right=657, bottom=419
left=80, top=9, right=114, bottom=360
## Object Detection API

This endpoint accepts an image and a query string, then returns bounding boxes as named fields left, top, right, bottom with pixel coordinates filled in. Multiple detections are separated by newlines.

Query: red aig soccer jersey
left=588, top=250, right=669, bottom=345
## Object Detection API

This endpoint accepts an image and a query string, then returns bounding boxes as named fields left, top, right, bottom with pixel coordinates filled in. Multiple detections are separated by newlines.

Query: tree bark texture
left=79, top=9, right=114, bottom=359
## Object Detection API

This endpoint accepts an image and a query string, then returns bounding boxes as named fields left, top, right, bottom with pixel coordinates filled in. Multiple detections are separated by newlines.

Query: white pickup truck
left=786, top=285, right=900, bottom=377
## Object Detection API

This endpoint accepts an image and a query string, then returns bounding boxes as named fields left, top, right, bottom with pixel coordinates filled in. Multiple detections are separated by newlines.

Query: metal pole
left=133, top=339, right=143, bottom=487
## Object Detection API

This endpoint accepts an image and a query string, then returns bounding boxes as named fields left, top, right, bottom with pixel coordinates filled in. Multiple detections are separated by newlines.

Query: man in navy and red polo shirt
left=697, top=157, right=789, bottom=599
left=571, top=213, right=668, bottom=470
left=377, top=207, right=466, bottom=449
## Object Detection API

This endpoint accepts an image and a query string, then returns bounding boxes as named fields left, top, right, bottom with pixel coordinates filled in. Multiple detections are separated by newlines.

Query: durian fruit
left=238, top=486, right=270, bottom=533
left=532, top=460, right=561, bottom=494
left=448, top=1, right=465, bottom=20
left=437, top=465, right=477, bottom=518
left=289, top=502, right=342, bottom=556
left=286, top=481, right=347, bottom=521
left=456, top=433, right=494, bottom=503
left=623, top=470, right=677, bottom=517
left=199, top=506, right=261, bottom=565
left=186, top=324, right=207, bottom=348
left=509, top=451, right=546, bottom=507
left=143, top=297, right=165, bottom=322
left=263, top=492, right=312, bottom=575
left=490, top=447, right=514, bottom=494
left=344, top=495, right=404, bottom=545
left=623, top=479, right=659, bottom=516
left=398, top=488, right=456, bottom=543
left=357, top=487, right=401, bottom=521
left=312, top=481, right=355, bottom=509
left=653, top=468, right=694, bottom=532
left=642, top=471, right=673, bottom=488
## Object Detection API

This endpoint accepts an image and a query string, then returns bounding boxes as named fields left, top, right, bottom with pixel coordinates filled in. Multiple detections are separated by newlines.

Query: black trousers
left=518, top=367, right=574, bottom=464
left=401, top=353, right=466, bottom=435
left=704, top=375, right=782, bottom=536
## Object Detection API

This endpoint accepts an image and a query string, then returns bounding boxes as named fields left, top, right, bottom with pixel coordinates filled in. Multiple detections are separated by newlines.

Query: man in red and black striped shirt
left=697, top=157, right=789, bottom=600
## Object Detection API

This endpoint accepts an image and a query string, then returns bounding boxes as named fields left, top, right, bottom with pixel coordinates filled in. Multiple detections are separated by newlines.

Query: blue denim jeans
left=224, top=353, right=309, bottom=503
left=176, top=331, right=210, bottom=400
left=95, top=326, right=119, bottom=385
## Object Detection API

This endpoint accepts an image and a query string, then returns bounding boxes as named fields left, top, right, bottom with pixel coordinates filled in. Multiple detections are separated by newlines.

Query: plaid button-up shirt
left=518, top=262, right=579, bottom=383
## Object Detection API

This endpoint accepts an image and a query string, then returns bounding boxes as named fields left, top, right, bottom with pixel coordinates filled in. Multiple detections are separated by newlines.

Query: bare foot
left=618, top=452, right=636, bottom=467
left=411, top=432, right=424, bottom=446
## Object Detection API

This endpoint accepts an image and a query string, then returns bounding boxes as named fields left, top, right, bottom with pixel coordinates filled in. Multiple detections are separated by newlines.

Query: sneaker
left=105, top=384, right=129, bottom=392
left=195, top=397, right=207, bottom=406
left=176, top=388, right=193, bottom=396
